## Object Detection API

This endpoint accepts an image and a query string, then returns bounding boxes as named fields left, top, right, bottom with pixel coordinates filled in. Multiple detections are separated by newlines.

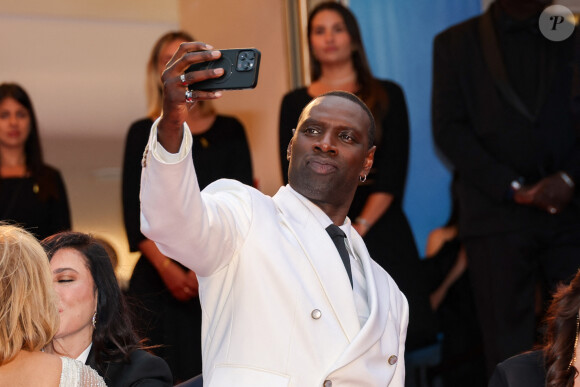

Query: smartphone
left=185, top=48, right=261, bottom=91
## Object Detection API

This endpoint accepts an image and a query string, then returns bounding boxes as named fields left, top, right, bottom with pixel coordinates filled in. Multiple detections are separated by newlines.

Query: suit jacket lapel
left=331, top=232, right=390, bottom=367
left=273, top=187, right=360, bottom=341
left=86, top=347, right=97, bottom=368
left=479, top=5, right=535, bottom=122
left=86, top=346, right=120, bottom=387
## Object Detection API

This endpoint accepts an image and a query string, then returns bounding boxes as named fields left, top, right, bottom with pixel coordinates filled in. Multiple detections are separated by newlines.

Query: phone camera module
left=237, top=50, right=255, bottom=72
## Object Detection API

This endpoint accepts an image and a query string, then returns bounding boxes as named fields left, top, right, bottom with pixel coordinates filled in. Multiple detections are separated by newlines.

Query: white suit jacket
left=140, top=124, right=409, bottom=387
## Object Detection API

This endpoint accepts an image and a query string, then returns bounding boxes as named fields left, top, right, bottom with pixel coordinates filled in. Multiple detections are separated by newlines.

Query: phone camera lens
left=237, top=62, right=249, bottom=71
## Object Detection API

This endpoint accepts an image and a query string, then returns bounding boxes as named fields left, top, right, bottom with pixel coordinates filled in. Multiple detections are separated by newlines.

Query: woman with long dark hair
left=490, top=269, right=580, bottom=387
left=42, top=231, right=172, bottom=386
left=0, top=83, right=70, bottom=240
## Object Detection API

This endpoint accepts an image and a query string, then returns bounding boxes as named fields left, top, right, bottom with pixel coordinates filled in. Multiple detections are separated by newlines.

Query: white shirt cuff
left=148, top=116, right=192, bottom=164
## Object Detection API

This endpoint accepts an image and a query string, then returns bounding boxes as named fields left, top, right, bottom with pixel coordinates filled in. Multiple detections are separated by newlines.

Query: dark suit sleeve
left=105, top=349, right=173, bottom=387
left=126, top=350, right=173, bottom=387
left=565, top=30, right=580, bottom=183
left=487, top=351, right=545, bottom=387
left=431, top=30, right=520, bottom=202
left=488, top=363, right=509, bottom=387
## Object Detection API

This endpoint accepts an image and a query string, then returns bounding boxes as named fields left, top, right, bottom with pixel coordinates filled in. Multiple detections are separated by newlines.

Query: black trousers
left=464, top=218, right=580, bottom=378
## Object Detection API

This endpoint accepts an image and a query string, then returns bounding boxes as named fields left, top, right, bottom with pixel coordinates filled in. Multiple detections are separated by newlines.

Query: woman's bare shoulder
left=0, top=350, right=61, bottom=387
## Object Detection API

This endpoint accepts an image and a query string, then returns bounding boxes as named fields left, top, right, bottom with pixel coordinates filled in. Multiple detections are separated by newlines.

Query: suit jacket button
left=311, top=309, right=322, bottom=319
left=323, top=380, right=332, bottom=387
left=388, top=355, right=398, bottom=365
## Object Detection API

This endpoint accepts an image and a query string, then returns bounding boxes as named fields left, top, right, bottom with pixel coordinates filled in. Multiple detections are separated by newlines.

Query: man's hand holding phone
left=157, top=42, right=224, bottom=153
left=185, top=48, right=261, bottom=91
left=157, top=42, right=261, bottom=153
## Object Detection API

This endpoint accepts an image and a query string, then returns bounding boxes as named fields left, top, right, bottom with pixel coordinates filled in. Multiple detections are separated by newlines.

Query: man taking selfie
left=140, top=42, right=408, bottom=387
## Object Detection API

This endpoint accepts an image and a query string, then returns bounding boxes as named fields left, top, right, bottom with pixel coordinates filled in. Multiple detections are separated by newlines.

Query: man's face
left=287, top=95, right=375, bottom=208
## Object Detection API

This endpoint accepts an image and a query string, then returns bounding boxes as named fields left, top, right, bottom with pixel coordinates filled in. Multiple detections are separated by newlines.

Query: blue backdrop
left=350, top=0, right=482, bottom=255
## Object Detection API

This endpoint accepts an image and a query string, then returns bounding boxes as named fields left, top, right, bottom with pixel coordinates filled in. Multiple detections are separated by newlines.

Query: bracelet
left=510, top=179, right=522, bottom=191
left=507, top=177, right=525, bottom=201
left=355, top=217, right=370, bottom=228
left=559, top=172, right=575, bottom=188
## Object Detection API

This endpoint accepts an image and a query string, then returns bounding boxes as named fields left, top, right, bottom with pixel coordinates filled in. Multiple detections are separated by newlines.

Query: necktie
left=326, top=224, right=353, bottom=288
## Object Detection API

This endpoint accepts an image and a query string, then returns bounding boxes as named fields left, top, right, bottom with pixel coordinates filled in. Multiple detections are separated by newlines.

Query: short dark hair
left=302, top=90, right=375, bottom=148
left=42, top=232, right=140, bottom=370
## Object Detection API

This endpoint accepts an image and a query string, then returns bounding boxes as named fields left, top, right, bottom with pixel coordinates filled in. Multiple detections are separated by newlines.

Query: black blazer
left=489, top=350, right=545, bottom=387
left=431, top=3, right=580, bottom=237
left=86, top=348, right=173, bottom=387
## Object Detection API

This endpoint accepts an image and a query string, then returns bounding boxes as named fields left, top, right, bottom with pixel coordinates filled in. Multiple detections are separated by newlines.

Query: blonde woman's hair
left=145, top=30, right=215, bottom=120
left=0, top=224, right=59, bottom=365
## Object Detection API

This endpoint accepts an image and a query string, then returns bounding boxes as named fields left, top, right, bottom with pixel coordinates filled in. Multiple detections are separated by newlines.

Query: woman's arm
left=138, top=239, right=198, bottom=301
left=352, top=192, right=393, bottom=237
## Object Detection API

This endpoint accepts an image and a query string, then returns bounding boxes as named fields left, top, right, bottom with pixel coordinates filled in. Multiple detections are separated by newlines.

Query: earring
left=92, top=312, right=97, bottom=328
left=359, top=175, right=367, bottom=183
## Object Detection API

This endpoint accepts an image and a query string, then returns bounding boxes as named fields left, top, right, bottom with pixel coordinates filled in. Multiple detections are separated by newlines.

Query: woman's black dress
left=0, top=165, right=71, bottom=240
left=122, top=116, right=253, bottom=383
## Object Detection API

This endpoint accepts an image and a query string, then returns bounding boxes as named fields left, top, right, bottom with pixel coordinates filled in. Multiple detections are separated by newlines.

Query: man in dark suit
left=431, top=0, right=580, bottom=377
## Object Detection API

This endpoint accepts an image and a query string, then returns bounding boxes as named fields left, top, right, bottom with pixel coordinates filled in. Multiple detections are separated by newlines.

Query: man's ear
left=287, top=130, right=296, bottom=161
left=362, top=146, right=376, bottom=175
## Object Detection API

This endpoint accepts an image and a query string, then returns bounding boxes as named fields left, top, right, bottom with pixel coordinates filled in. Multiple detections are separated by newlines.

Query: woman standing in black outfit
left=278, top=2, right=436, bottom=352
left=122, top=31, right=253, bottom=383
left=0, top=83, right=71, bottom=241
